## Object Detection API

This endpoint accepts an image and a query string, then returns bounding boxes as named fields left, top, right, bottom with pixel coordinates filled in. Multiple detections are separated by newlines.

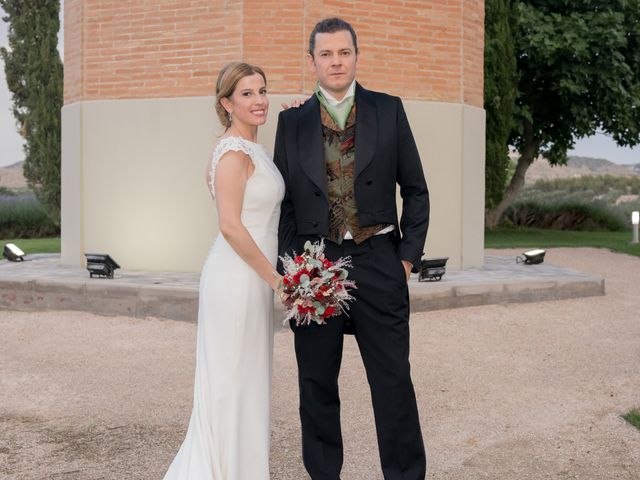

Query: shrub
left=504, top=200, right=627, bottom=231
left=0, top=193, right=59, bottom=238
left=512, top=175, right=640, bottom=230
left=616, top=199, right=640, bottom=223
left=528, top=175, right=640, bottom=196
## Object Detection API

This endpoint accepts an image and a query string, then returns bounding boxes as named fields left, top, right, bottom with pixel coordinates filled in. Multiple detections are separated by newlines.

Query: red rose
left=294, top=255, right=305, bottom=265
left=283, top=276, right=291, bottom=286
left=324, top=306, right=335, bottom=317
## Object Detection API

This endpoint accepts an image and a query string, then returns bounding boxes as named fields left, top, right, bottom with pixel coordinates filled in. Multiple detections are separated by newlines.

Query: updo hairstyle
left=215, top=62, right=267, bottom=129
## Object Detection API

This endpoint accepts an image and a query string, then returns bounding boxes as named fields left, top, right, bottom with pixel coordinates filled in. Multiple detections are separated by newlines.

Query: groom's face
left=307, top=30, right=358, bottom=100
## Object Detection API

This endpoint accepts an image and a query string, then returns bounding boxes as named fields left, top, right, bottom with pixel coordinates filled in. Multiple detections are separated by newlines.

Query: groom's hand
left=281, top=98, right=306, bottom=110
left=401, top=260, right=412, bottom=282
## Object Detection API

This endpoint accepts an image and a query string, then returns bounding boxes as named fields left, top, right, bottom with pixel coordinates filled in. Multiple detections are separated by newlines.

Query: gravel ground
left=1, top=247, right=639, bottom=479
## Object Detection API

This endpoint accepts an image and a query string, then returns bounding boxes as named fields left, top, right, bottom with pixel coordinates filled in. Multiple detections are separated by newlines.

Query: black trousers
left=291, top=233, right=426, bottom=480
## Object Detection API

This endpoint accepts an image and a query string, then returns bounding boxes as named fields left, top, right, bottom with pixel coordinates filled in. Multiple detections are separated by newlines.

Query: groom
left=274, top=17, right=429, bottom=480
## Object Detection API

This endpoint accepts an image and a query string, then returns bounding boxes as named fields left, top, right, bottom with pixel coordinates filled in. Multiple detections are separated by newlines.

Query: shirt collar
left=317, top=80, right=356, bottom=107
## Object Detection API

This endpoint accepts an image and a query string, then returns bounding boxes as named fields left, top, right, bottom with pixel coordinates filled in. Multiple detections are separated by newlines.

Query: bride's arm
left=210, top=150, right=280, bottom=291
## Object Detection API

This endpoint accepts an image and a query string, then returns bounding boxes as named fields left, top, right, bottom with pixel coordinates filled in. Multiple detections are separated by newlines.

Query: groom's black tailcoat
left=274, top=83, right=429, bottom=480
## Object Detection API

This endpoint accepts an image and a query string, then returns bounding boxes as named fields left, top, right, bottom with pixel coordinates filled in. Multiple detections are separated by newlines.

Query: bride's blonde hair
left=215, top=62, right=267, bottom=129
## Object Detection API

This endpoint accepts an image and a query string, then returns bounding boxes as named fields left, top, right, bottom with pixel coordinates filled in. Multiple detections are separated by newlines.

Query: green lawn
left=0, top=237, right=61, bottom=254
left=2, top=230, right=639, bottom=258
left=485, top=227, right=640, bottom=257
left=622, top=408, right=640, bottom=431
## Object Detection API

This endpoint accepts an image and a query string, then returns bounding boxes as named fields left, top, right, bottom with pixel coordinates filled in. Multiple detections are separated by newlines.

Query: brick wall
left=462, top=0, right=484, bottom=106
left=64, top=0, right=484, bottom=106
left=63, top=0, right=82, bottom=104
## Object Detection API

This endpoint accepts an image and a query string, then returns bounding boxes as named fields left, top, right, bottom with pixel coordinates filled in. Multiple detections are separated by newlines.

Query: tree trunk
left=485, top=120, right=540, bottom=229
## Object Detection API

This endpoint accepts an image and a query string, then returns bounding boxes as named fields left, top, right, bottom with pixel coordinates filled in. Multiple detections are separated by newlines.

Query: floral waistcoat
left=320, top=102, right=389, bottom=244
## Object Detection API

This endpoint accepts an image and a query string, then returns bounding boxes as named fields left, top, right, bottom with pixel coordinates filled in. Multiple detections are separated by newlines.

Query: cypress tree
left=484, top=0, right=518, bottom=219
left=1, top=0, right=63, bottom=224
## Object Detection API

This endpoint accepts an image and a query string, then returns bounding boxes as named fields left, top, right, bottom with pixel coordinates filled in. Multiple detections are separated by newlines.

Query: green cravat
left=315, top=85, right=354, bottom=130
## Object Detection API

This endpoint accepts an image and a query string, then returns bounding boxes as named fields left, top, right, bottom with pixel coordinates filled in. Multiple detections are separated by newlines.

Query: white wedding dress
left=163, top=136, right=284, bottom=480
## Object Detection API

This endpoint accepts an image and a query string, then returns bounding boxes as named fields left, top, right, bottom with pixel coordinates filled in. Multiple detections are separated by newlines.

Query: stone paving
left=0, top=252, right=604, bottom=323
left=2, top=248, right=638, bottom=480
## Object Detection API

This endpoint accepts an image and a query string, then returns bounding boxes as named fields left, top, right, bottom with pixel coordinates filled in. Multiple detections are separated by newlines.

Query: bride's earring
left=228, top=111, right=233, bottom=123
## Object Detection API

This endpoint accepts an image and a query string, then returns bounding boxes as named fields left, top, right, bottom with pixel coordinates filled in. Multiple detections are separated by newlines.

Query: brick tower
left=62, top=1, right=485, bottom=271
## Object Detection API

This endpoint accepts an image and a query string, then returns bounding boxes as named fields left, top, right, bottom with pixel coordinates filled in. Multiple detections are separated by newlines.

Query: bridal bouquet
left=279, top=240, right=356, bottom=326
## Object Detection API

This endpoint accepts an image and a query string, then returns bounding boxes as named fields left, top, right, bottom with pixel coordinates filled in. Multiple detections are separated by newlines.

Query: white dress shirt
left=317, top=80, right=356, bottom=107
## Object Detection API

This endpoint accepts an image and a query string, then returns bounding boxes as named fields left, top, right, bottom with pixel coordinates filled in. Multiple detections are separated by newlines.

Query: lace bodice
left=208, top=136, right=255, bottom=197
left=208, top=136, right=284, bottom=234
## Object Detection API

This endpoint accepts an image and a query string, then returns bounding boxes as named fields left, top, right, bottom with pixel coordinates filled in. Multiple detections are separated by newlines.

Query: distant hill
left=524, top=155, right=640, bottom=184
left=0, top=161, right=28, bottom=190
left=567, top=156, right=630, bottom=171
left=4, top=160, right=25, bottom=170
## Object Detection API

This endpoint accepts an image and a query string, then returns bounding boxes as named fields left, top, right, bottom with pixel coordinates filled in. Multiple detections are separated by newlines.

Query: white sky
left=568, top=132, right=640, bottom=164
left=0, top=3, right=639, bottom=168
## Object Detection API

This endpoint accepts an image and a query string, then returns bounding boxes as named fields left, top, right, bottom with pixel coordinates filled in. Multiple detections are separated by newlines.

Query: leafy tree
left=0, top=0, right=63, bottom=224
left=484, top=0, right=518, bottom=212
left=486, top=0, right=640, bottom=229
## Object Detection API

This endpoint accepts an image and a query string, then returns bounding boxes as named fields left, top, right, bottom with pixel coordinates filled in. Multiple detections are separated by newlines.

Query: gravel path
left=1, top=247, right=639, bottom=479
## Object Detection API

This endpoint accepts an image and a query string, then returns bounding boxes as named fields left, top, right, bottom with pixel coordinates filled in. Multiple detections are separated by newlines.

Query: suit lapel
left=297, top=95, right=328, bottom=198
left=354, top=83, right=377, bottom=178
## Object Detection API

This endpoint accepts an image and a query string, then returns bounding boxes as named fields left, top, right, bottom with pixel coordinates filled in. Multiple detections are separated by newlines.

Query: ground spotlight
left=84, top=253, right=120, bottom=279
left=3, top=243, right=25, bottom=262
left=516, top=249, right=546, bottom=265
left=631, top=211, right=639, bottom=244
left=419, top=256, right=449, bottom=282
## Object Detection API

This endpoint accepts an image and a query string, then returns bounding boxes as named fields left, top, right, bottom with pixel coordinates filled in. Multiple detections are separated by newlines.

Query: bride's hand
left=281, top=98, right=306, bottom=110
left=271, top=272, right=289, bottom=305
left=270, top=271, right=283, bottom=292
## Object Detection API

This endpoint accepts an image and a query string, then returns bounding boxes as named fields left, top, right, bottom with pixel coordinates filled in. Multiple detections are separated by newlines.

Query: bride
left=163, top=62, right=285, bottom=480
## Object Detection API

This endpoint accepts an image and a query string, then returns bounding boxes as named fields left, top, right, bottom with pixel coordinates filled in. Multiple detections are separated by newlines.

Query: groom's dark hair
left=308, top=17, right=359, bottom=57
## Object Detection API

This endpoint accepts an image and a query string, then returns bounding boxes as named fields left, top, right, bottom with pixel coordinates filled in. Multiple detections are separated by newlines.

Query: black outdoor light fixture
left=516, top=249, right=546, bottom=265
left=85, top=253, right=120, bottom=279
left=3, top=243, right=25, bottom=262
left=419, top=256, right=449, bottom=282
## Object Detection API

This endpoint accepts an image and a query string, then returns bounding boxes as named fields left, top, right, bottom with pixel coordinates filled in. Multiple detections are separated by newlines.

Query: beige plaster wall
left=399, top=101, right=485, bottom=269
left=61, top=102, right=83, bottom=266
left=61, top=95, right=485, bottom=272
left=462, top=105, right=487, bottom=267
